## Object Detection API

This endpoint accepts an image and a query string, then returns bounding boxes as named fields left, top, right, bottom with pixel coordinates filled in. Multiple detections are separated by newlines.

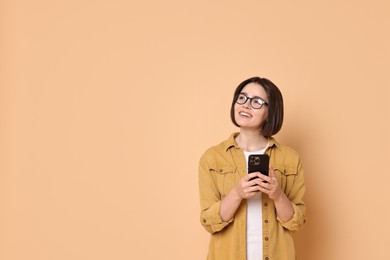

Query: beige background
left=1, top=0, right=389, bottom=259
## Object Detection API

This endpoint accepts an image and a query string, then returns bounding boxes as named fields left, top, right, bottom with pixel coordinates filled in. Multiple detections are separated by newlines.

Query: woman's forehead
left=241, top=83, right=267, bottom=97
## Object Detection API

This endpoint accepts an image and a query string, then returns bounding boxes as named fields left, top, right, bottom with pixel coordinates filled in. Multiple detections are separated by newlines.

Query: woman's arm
left=257, top=164, right=306, bottom=230
left=199, top=154, right=264, bottom=232
left=257, top=166, right=294, bottom=222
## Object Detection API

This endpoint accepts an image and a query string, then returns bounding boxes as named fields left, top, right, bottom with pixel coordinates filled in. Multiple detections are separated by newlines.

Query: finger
left=246, top=172, right=260, bottom=181
left=257, top=173, right=272, bottom=184
left=258, top=181, right=271, bottom=190
left=252, top=179, right=264, bottom=188
left=268, top=166, right=279, bottom=184
left=247, top=179, right=261, bottom=188
left=248, top=185, right=262, bottom=193
left=269, top=165, right=276, bottom=178
left=268, top=178, right=277, bottom=187
left=243, top=186, right=261, bottom=197
left=256, top=185, right=270, bottom=194
left=243, top=176, right=261, bottom=188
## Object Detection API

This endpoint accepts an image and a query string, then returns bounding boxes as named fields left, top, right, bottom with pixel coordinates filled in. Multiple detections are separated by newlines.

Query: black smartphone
left=248, top=154, right=269, bottom=180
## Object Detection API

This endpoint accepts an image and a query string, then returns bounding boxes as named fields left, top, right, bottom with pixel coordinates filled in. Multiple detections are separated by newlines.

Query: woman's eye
left=253, top=99, right=263, bottom=105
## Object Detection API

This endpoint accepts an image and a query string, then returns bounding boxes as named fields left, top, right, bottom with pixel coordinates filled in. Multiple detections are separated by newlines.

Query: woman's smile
left=238, top=111, right=253, bottom=118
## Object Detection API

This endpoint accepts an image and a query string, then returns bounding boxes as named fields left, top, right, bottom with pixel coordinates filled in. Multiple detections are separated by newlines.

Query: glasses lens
left=236, top=94, right=247, bottom=104
left=251, top=98, right=264, bottom=109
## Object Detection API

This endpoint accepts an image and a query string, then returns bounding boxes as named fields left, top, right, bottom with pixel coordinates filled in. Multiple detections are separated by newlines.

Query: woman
left=198, top=77, right=306, bottom=260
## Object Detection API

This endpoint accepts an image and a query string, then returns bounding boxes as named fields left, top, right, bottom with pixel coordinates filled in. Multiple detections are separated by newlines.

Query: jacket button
left=265, top=220, right=268, bottom=223
left=220, top=169, right=223, bottom=172
left=265, top=237, right=269, bottom=241
left=202, top=219, right=206, bottom=223
left=264, top=203, right=268, bottom=207
left=265, top=257, right=269, bottom=260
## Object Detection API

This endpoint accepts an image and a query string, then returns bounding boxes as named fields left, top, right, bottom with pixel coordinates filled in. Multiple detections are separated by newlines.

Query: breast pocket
left=273, top=165, right=298, bottom=195
left=210, top=165, right=237, bottom=197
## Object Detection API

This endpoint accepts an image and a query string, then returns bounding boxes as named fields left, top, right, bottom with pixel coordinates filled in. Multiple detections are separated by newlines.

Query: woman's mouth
left=239, top=111, right=252, bottom=118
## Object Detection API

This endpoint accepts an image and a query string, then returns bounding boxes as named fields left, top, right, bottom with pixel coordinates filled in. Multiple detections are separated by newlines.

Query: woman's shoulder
left=201, top=139, right=228, bottom=157
left=269, top=139, right=303, bottom=173
left=200, top=133, right=238, bottom=161
left=268, top=137, right=300, bottom=159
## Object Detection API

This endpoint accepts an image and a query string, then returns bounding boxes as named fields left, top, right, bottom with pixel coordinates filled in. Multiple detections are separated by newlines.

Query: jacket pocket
left=210, top=165, right=237, bottom=197
left=273, top=165, right=297, bottom=195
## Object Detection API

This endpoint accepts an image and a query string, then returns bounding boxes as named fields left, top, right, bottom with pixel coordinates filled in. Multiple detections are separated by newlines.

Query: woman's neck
left=235, top=129, right=268, bottom=152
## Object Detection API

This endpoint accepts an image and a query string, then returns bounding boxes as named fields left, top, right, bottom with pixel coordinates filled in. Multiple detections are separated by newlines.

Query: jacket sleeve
left=277, top=156, right=306, bottom=232
left=198, top=154, right=234, bottom=234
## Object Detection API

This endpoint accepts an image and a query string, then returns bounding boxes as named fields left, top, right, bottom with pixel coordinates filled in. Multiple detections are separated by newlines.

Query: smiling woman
left=233, top=83, right=270, bottom=133
left=198, top=76, right=305, bottom=260
left=231, top=77, right=284, bottom=139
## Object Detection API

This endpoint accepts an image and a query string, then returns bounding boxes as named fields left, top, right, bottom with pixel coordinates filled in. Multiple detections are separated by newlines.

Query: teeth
left=240, top=112, right=251, bottom=117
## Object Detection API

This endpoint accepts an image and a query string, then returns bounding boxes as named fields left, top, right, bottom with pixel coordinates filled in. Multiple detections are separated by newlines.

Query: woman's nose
left=242, top=100, right=251, bottom=109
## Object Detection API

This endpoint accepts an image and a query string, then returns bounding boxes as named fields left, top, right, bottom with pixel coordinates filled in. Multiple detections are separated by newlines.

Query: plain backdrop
left=1, top=1, right=389, bottom=259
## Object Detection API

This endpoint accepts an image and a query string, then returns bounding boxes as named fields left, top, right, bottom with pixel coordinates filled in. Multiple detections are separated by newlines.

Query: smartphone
left=248, top=154, right=269, bottom=180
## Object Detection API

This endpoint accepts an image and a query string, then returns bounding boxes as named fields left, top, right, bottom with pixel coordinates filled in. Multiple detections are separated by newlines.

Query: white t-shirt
left=244, top=145, right=268, bottom=260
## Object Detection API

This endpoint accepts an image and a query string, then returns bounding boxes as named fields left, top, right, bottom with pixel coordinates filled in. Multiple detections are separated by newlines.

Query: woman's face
left=234, top=83, right=269, bottom=131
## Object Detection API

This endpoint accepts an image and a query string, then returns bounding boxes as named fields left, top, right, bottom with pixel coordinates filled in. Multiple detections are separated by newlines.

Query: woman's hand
left=220, top=172, right=262, bottom=221
left=255, top=166, right=283, bottom=201
left=221, top=166, right=293, bottom=222
left=233, top=172, right=264, bottom=199
left=257, top=165, right=294, bottom=222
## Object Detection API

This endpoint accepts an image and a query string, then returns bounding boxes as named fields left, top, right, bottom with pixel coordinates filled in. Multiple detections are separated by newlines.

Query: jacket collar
left=223, top=132, right=280, bottom=152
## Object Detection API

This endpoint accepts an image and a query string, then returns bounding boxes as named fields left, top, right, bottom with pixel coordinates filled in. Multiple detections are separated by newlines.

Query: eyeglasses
left=236, top=93, right=268, bottom=109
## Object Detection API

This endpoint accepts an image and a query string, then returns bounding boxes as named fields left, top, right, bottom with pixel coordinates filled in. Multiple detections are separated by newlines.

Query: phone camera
left=250, top=156, right=261, bottom=165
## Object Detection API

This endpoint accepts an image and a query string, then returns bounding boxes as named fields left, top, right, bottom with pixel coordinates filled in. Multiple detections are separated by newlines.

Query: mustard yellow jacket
left=198, top=133, right=306, bottom=260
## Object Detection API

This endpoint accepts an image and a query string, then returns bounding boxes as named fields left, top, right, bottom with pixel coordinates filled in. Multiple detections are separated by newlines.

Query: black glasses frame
left=236, top=93, right=269, bottom=109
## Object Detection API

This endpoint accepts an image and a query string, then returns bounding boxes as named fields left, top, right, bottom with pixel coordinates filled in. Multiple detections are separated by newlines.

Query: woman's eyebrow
left=240, top=92, right=263, bottom=99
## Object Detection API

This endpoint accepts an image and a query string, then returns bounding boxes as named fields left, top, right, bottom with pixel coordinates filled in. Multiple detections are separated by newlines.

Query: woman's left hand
left=256, top=165, right=295, bottom=222
left=256, top=165, right=282, bottom=201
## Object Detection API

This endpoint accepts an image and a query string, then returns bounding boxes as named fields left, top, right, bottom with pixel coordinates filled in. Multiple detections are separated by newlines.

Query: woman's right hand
left=233, top=172, right=263, bottom=199
left=220, top=172, right=263, bottom=222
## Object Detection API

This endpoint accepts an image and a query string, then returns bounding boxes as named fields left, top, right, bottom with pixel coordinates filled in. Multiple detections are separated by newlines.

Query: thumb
left=269, top=165, right=276, bottom=178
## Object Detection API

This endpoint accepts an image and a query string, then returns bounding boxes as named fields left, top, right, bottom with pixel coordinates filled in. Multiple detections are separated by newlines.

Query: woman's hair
left=230, top=76, right=284, bottom=138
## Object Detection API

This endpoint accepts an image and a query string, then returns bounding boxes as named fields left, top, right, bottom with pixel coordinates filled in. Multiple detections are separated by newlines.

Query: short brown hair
left=230, top=77, right=284, bottom=138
